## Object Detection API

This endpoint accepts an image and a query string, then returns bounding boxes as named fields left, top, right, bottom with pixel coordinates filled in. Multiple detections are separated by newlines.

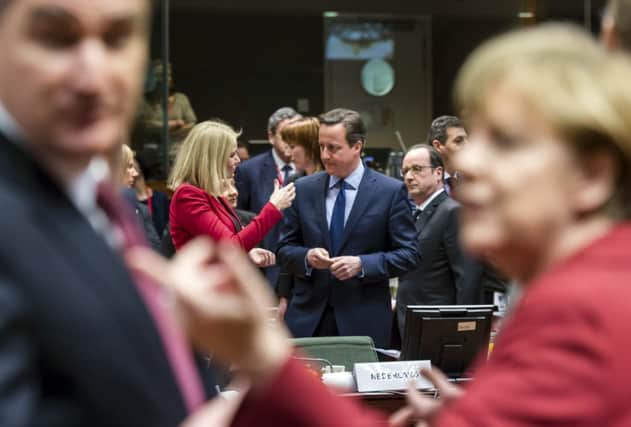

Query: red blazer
left=170, top=183, right=282, bottom=251
left=232, top=222, right=631, bottom=427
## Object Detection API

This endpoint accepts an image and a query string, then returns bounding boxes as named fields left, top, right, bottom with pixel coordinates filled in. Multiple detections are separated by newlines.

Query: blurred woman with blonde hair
left=168, top=120, right=295, bottom=267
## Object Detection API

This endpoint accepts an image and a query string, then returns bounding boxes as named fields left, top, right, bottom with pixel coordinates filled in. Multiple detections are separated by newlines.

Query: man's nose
left=72, top=39, right=108, bottom=94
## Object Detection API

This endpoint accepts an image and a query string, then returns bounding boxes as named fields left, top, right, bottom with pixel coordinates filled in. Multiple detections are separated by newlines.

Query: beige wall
left=324, top=16, right=432, bottom=150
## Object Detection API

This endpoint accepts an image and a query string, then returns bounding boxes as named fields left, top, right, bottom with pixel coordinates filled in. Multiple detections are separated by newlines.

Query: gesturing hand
left=269, top=179, right=296, bottom=210
left=329, top=256, right=362, bottom=281
left=389, top=367, right=464, bottom=427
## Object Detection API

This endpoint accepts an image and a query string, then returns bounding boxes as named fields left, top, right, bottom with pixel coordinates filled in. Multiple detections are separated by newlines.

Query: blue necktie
left=330, top=179, right=348, bottom=255
left=281, top=164, right=292, bottom=186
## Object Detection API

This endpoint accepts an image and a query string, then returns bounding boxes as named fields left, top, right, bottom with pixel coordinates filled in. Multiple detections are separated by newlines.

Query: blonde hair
left=121, top=144, right=134, bottom=169
left=455, top=23, right=631, bottom=218
left=168, top=121, right=241, bottom=196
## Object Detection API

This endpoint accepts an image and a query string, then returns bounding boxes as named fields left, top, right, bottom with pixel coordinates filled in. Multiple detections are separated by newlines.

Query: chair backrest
left=291, top=336, right=379, bottom=372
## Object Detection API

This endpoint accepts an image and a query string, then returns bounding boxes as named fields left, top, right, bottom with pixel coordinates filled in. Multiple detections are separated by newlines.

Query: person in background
left=428, top=115, right=468, bottom=194
left=274, top=116, right=323, bottom=318
left=120, top=144, right=162, bottom=251
left=236, top=141, right=250, bottom=162
left=281, top=117, right=323, bottom=180
left=142, top=61, right=197, bottom=151
left=429, top=115, right=508, bottom=305
left=130, top=23, right=631, bottom=427
left=235, top=107, right=301, bottom=288
left=221, top=178, right=255, bottom=227
left=133, top=155, right=170, bottom=237
left=168, top=120, right=295, bottom=268
left=277, top=108, right=419, bottom=348
left=396, top=144, right=471, bottom=338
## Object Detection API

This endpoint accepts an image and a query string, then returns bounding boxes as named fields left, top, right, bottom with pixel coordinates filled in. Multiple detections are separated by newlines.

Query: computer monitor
left=400, top=305, right=494, bottom=378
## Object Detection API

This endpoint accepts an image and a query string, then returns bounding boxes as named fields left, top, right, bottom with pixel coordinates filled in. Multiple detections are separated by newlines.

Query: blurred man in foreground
left=0, top=0, right=209, bottom=425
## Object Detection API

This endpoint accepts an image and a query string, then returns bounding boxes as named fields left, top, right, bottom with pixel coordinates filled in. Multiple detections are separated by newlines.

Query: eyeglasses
left=401, top=165, right=433, bottom=177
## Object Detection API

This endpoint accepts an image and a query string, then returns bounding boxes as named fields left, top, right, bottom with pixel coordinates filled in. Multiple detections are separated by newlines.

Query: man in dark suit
left=429, top=115, right=508, bottom=306
left=396, top=145, right=473, bottom=336
left=277, top=108, right=419, bottom=348
left=235, top=106, right=300, bottom=288
left=0, top=0, right=210, bottom=425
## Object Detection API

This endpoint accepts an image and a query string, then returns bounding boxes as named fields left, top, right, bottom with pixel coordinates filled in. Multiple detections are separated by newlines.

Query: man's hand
left=389, top=367, right=464, bottom=427
left=248, top=248, right=276, bottom=267
left=329, top=256, right=362, bottom=281
left=126, top=238, right=292, bottom=387
left=306, top=248, right=333, bottom=269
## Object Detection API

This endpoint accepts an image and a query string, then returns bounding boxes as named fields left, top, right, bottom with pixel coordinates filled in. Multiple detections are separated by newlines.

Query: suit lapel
left=417, top=191, right=448, bottom=234
left=263, top=150, right=278, bottom=186
left=337, top=168, right=376, bottom=254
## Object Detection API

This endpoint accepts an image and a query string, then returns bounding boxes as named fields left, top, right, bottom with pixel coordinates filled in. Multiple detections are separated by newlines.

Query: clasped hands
left=307, top=248, right=361, bottom=281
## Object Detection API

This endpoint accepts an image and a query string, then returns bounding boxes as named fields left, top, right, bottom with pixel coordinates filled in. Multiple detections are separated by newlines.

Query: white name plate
left=353, top=360, right=433, bottom=392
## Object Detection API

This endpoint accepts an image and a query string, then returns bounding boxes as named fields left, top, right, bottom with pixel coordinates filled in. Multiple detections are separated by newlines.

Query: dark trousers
left=314, top=306, right=339, bottom=337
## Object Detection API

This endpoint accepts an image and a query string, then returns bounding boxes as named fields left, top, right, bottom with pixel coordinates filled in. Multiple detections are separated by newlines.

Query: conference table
left=340, top=390, right=437, bottom=415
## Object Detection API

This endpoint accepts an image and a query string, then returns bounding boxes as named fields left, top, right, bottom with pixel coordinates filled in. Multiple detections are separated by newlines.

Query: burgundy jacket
left=233, top=222, right=631, bottom=427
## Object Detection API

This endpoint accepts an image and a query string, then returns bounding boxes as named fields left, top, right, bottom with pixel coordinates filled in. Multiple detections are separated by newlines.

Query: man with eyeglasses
left=277, top=108, right=419, bottom=348
left=396, top=144, right=474, bottom=337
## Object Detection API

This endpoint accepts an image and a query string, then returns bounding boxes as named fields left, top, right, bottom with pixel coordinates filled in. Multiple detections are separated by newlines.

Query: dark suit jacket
left=121, top=187, right=162, bottom=251
left=0, top=135, right=209, bottom=426
left=170, top=183, right=281, bottom=251
left=396, top=191, right=471, bottom=336
left=277, top=168, right=420, bottom=348
left=233, top=222, right=631, bottom=427
left=235, top=149, right=282, bottom=286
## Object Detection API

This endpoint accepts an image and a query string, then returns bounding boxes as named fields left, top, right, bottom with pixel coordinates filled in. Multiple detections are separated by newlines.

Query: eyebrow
left=29, top=6, right=80, bottom=27
left=29, top=6, right=143, bottom=30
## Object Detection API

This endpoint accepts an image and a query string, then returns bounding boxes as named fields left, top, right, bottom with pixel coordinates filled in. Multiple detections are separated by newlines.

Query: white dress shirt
left=416, top=187, right=445, bottom=212
left=326, top=161, right=365, bottom=227
left=271, top=148, right=295, bottom=181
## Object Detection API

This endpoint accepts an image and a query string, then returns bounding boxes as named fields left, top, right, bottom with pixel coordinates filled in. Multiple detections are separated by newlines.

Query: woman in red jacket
left=168, top=120, right=295, bottom=266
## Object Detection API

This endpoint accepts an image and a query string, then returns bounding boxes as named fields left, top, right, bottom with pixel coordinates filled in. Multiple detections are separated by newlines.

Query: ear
left=431, top=139, right=442, bottom=152
left=571, top=150, right=618, bottom=215
left=268, top=131, right=275, bottom=145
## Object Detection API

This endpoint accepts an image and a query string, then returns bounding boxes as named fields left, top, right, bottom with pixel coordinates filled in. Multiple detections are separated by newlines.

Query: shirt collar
left=0, top=101, right=26, bottom=143
left=66, top=157, right=110, bottom=217
left=417, top=187, right=444, bottom=211
left=329, top=161, right=365, bottom=190
left=271, top=148, right=294, bottom=172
